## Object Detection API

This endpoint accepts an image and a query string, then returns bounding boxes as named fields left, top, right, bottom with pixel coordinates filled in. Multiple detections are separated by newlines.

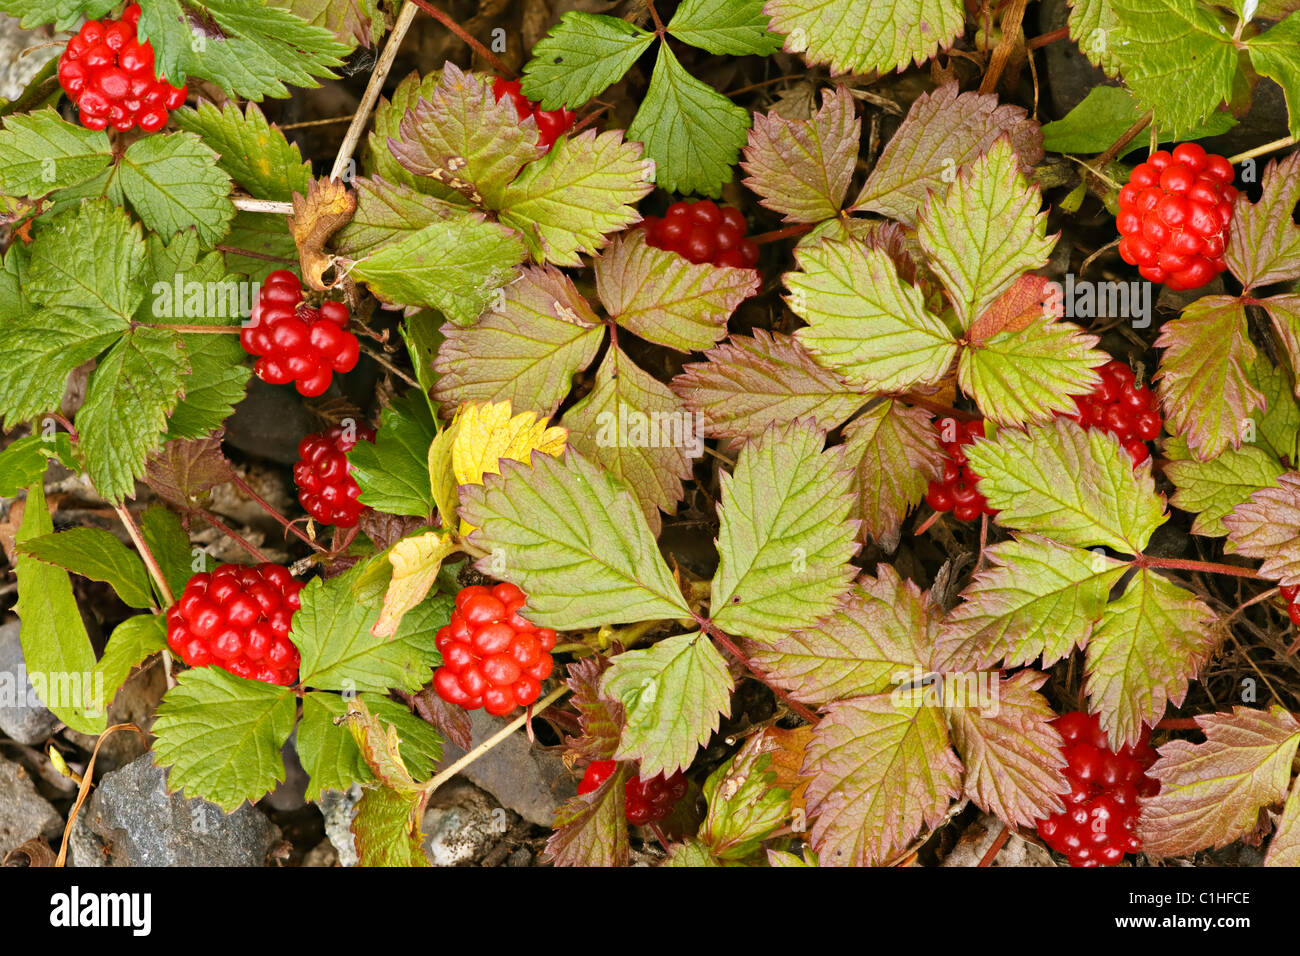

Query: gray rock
left=60, top=662, right=165, bottom=775
left=0, top=757, right=62, bottom=857
left=434, top=707, right=576, bottom=826
left=0, top=15, right=60, bottom=103
left=69, top=755, right=274, bottom=866
left=0, top=620, right=60, bottom=746
left=223, top=378, right=319, bottom=466
left=302, top=839, right=339, bottom=867
left=421, top=782, right=511, bottom=867
left=318, top=785, right=362, bottom=867
left=263, top=734, right=309, bottom=812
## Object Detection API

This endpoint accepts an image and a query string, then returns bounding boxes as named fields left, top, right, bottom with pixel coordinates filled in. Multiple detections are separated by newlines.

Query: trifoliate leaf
left=627, top=42, right=750, bottom=197
left=0, top=310, right=123, bottom=427
left=450, top=400, right=567, bottom=488
left=500, top=128, right=655, bottom=267
left=1068, top=0, right=1122, bottom=75
left=349, top=213, right=526, bottom=327
left=388, top=63, right=539, bottom=210
left=1039, top=85, right=1237, bottom=157
left=788, top=237, right=957, bottom=393
left=947, top=670, right=1069, bottom=828
left=1164, top=435, right=1284, bottom=537
left=603, top=632, right=733, bottom=778
left=1224, top=153, right=1300, bottom=290
left=0, top=108, right=110, bottom=197
left=77, top=327, right=190, bottom=503
left=563, top=345, right=696, bottom=533
left=27, top=198, right=145, bottom=321
left=667, top=0, right=784, bottom=55
left=1138, top=706, right=1300, bottom=857
left=171, top=100, right=312, bottom=202
left=1266, top=781, right=1300, bottom=867
left=965, top=418, right=1167, bottom=553
left=373, top=532, right=457, bottom=639
left=0, top=433, right=75, bottom=498
left=460, top=449, right=692, bottom=628
left=741, top=85, right=858, bottom=224
left=137, top=0, right=350, bottom=101
left=350, top=390, right=438, bottom=518
left=916, top=138, right=1056, bottom=329
left=1108, top=0, right=1238, bottom=134
left=13, top=482, right=106, bottom=735
left=596, top=231, right=757, bottom=353
left=711, top=421, right=858, bottom=643
left=432, top=265, right=604, bottom=416
left=803, top=695, right=962, bottom=866
left=1155, top=295, right=1263, bottom=461
left=1246, top=14, right=1300, bottom=138
left=1223, top=473, right=1300, bottom=587
left=670, top=330, right=865, bottom=441
left=520, top=11, right=654, bottom=110
left=852, top=83, right=1043, bottom=225
left=701, top=732, right=791, bottom=861
left=841, top=399, right=944, bottom=543
left=151, top=666, right=296, bottom=811
left=545, top=765, right=629, bottom=868
left=92, top=613, right=168, bottom=707
left=352, top=787, right=429, bottom=867
left=335, top=177, right=466, bottom=258
left=934, top=535, right=1127, bottom=670
left=1085, top=569, right=1216, bottom=747
left=275, top=0, right=386, bottom=48
left=749, top=566, right=931, bottom=706
left=18, top=528, right=155, bottom=609
left=0, top=0, right=114, bottom=29
left=764, top=0, right=963, bottom=75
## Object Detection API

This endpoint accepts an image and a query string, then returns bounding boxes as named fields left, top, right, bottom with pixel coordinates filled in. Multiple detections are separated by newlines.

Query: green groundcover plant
left=0, top=0, right=1299, bottom=868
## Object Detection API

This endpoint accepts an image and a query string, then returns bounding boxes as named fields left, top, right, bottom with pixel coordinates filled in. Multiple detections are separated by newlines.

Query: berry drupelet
left=240, top=270, right=361, bottom=398
left=641, top=200, right=760, bottom=269
left=577, top=759, right=690, bottom=826
left=925, top=417, right=997, bottom=523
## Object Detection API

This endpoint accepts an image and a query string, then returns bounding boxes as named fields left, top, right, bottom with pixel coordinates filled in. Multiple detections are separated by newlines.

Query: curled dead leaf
left=289, top=178, right=358, bottom=292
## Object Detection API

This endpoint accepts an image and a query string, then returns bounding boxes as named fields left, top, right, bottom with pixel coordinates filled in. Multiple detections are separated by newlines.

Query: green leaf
left=667, top=0, right=784, bottom=55
left=350, top=391, right=438, bottom=517
left=18, top=528, right=155, bottom=609
left=13, top=481, right=107, bottom=735
left=334, top=176, right=465, bottom=258
left=171, top=100, right=312, bottom=202
left=459, top=449, right=693, bottom=629
left=0, top=0, right=115, bottom=29
left=764, top=0, right=964, bottom=74
left=0, top=310, right=123, bottom=428
left=711, top=421, right=859, bottom=643
left=1224, top=152, right=1300, bottom=291
left=218, top=210, right=299, bottom=280
left=166, top=333, right=251, bottom=441
left=137, top=0, right=350, bottom=100
left=116, top=132, right=236, bottom=247
left=1039, top=86, right=1237, bottom=157
left=349, top=212, right=525, bottom=326
left=93, top=613, right=168, bottom=707
left=965, top=418, right=1167, bottom=553
left=788, top=237, right=957, bottom=393
left=151, top=664, right=296, bottom=810
left=1249, top=354, right=1300, bottom=468
left=432, top=265, right=604, bottom=417
left=1109, top=0, right=1238, bottom=134
left=701, top=733, right=791, bottom=861
left=363, top=70, right=455, bottom=200
left=520, top=11, right=655, bottom=110
left=27, top=198, right=145, bottom=321
left=935, top=535, right=1128, bottom=670
left=500, top=129, right=655, bottom=267
left=0, top=433, right=75, bottom=497
left=1164, top=435, right=1284, bottom=537
left=916, top=138, right=1055, bottom=329
left=0, top=108, right=111, bottom=197
left=841, top=399, right=944, bottom=543
left=661, top=838, right=724, bottom=866
left=545, top=765, right=630, bottom=867
left=352, top=787, right=429, bottom=867
left=76, top=327, right=190, bottom=503
left=627, top=42, right=751, bottom=197
left=140, top=502, right=209, bottom=602
left=602, top=632, right=733, bottom=778
left=1086, top=569, right=1216, bottom=747
left=1246, top=14, right=1300, bottom=139
left=1068, top=0, right=1122, bottom=76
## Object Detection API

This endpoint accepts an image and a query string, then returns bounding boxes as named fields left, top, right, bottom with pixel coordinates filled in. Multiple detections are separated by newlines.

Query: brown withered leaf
left=289, top=178, right=357, bottom=291
left=411, top=683, right=473, bottom=752
left=143, top=435, right=234, bottom=511
left=564, top=655, right=624, bottom=760
left=3, top=837, right=57, bottom=867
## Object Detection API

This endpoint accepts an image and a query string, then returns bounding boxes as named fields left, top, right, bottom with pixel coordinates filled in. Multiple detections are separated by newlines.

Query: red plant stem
left=225, top=469, right=324, bottom=552
left=1155, top=718, right=1201, bottom=730
left=196, top=510, right=271, bottom=564
left=977, top=824, right=1011, bottom=867
left=646, top=0, right=666, bottom=35
left=406, top=0, right=515, bottom=77
left=1135, top=554, right=1262, bottom=580
left=702, top=621, right=821, bottom=725
left=1026, top=26, right=1069, bottom=50
left=649, top=822, right=671, bottom=852
left=752, top=223, right=814, bottom=245
left=1095, top=110, right=1153, bottom=168
left=914, top=509, right=943, bottom=536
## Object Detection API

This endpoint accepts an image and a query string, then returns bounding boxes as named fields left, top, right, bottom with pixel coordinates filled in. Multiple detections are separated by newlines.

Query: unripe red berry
left=293, top=422, right=376, bottom=528
left=491, top=77, right=575, bottom=150
left=577, top=759, right=689, bottom=825
left=924, top=417, right=996, bottom=522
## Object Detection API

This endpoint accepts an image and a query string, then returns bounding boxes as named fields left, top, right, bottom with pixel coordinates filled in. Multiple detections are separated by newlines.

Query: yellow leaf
left=428, top=420, right=460, bottom=534
left=373, top=531, right=457, bottom=638
left=451, top=400, right=568, bottom=487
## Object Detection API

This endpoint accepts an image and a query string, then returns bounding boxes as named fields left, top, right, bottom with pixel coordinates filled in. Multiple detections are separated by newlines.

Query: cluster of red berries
left=925, top=417, right=997, bottom=523
left=641, top=200, right=760, bottom=269
left=293, top=422, right=375, bottom=528
left=433, top=583, right=556, bottom=717
left=578, top=760, right=689, bottom=826
left=1035, top=711, right=1160, bottom=867
left=240, top=270, right=360, bottom=397
left=57, top=4, right=186, bottom=133
left=165, top=564, right=304, bottom=687
left=1116, top=142, right=1236, bottom=292
left=1280, top=584, right=1300, bottom=628
left=492, top=77, right=576, bottom=150
left=1060, top=359, right=1163, bottom=465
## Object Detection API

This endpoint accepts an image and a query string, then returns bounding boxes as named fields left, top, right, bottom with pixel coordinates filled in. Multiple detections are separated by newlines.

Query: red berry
left=491, top=76, right=575, bottom=150
left=433, top=584, right=555, bottom=716
left=641, top=198, right=760, bottom=270
left=1116, top=144, right=1236, bottom=291
left=923, top=416, right=997, bottom=523
left=1280, top=584, right=1300, bottom=628
left=1056, top=359, right=1162, bottom=467
left=57, top=5, right=186, bottom=134
left=166, top=564, right=304, bottom=686
left=241, top=271, right=360, bottom=397
left=577, top=760, right=688, bottom=825
left=1035, top=711, right=1159, bottom=866
left=292, top=421, right=376, bottom=528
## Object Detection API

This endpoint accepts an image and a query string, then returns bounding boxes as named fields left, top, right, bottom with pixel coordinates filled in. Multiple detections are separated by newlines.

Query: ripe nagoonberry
left=577, top=759, right=689, bottom=826
left=641, top=200, right=760, bottom=270
left=491, top=77, right=575, bottom=150
left=240, top=270, right=360, bottom=397
left=925, top=417, right=997, bottom=523
left=433, top=583, right=556, bottom=716
left=1060, top=359, right=1162, bottom=466
left=165, top=563, right=304, bottom=686
left=1116, top=142, right=1236, bottom=292
left=293, top=422, right=376, bottom=528
left=58, top=4, right=187, bottom=133
left=1035, top=711, right=1160, bottom=867
left=1280, top=584, right=1300, bottom=628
